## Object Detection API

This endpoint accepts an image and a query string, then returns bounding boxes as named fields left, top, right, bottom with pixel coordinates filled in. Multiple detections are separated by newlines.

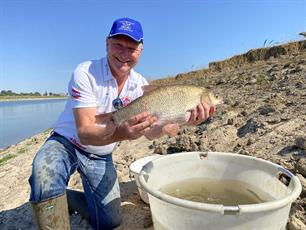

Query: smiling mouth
left=116, top=57, right=129, bottom=63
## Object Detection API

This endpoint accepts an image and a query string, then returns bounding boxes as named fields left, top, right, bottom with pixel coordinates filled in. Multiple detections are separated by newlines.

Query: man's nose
left=119, top=49, right=131, bottom=58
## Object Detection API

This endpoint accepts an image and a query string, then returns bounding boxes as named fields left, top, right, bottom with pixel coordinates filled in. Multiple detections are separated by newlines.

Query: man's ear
left=106, top=37, right=111, bottom=52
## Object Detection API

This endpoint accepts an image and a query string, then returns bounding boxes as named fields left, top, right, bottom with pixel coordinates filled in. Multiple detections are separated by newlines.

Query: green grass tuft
left=0, top=154, right=15, bottom=165
left=256, top=74, right=268, bottom=83
left=17, top=148, right=27, bottom=154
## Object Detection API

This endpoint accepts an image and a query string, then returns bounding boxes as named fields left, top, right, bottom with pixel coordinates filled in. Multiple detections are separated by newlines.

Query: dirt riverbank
left=1, top=40, right=305, bottom=229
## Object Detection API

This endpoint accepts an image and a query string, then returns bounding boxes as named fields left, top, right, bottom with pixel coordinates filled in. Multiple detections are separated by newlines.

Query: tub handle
left=223, top=205, right=240, bottom=215
left=199, top=152, right=208, bottom=160
left=277, top=167, right=293, bottom=186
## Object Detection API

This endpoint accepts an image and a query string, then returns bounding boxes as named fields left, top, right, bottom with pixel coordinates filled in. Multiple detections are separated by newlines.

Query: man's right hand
left=116, top=111, right=157, bottom=140
left=74, top=108, right=156, bottom=145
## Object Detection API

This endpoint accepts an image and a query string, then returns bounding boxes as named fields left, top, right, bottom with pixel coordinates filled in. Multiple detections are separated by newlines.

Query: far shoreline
left=0, top=96, right=67, bottom=102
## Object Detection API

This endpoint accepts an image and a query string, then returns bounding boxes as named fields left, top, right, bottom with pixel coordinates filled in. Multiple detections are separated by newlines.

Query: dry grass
left=150, top=40, right=305, bottom=87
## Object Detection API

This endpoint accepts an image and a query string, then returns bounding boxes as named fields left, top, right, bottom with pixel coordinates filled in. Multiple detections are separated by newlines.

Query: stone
left=296, top=174, right=306, bottom=198
left=295, top=137, right=306, bottom=150
left=258, top=105, right=275, bottom=115
left=288, top=216, right=306, bottom=230
left=296, top=158, right=306, bottom=177
left=227, top=118, right=234, bottom=125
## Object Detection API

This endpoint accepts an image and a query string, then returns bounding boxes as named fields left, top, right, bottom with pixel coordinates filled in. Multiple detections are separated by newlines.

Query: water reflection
left=0, top=99, right=66, bottom=149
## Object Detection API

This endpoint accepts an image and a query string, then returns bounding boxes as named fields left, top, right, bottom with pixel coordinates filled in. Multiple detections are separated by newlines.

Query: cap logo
left=119, top=21, right=134, bottom=32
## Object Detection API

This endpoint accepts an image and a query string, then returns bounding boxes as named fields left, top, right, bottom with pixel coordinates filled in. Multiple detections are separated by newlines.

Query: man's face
left=106, top=35, right=143, bottom=78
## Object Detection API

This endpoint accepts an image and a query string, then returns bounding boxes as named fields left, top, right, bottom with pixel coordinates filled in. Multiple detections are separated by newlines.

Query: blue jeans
left=29, top=132, right=122, bottom=230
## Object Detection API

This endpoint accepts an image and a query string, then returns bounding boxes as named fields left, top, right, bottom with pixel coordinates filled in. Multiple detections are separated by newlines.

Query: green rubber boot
left=31, top=193, right=70, bottom=230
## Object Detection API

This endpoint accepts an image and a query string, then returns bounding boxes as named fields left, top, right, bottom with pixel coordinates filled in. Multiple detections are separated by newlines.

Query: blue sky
left=0, top=0, right=305, bottom=94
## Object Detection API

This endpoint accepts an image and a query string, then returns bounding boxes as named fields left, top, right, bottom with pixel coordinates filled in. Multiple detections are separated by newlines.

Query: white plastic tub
left=138, top=152, right=302, bottom=230
left=129, top=154, right=162, bottom=204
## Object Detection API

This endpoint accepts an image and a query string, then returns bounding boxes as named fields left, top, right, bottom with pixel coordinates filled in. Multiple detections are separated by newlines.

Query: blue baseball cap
left=109, top=18, right=143, bottom=43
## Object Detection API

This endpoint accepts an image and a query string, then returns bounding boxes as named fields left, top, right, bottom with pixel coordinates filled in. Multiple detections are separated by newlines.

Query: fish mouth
left=219, top=100, right=224, bottom=108
left=216, top=98, right=224, bottom=109
left=215, top=97, right=224, bottom=107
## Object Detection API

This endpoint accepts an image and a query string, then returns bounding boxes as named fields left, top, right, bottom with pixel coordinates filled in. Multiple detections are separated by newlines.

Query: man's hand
left=116, top=111, right=157, bottom=140
left=187, top=102, right=216, bottom=125
left=144, top=103, right=216, bottom=140
left=74, top=108, right=157, bottom=145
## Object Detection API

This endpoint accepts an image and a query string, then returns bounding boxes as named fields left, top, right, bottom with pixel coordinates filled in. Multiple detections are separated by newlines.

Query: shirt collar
left=128, top=69, right=138, bottom=88
left=102, top=57, right=138, bottom=88
left=102, top=57, right=113, bottom=82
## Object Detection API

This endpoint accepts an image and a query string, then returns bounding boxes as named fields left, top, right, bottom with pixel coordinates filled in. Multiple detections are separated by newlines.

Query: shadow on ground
left=0, top=180, right=152, bottom=230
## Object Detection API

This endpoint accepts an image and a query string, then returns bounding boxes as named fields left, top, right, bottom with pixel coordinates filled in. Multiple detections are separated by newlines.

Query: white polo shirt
left=52, top=57, right=148, bottom=155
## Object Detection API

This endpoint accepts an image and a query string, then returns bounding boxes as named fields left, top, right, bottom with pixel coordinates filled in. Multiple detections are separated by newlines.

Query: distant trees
left=0, top=90, right=17, bottom=96
left=0, top=90, right=64, bottom=97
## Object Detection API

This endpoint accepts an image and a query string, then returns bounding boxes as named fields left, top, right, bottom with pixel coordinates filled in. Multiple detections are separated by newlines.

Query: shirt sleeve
left=68, top=65, right=98, bottom=108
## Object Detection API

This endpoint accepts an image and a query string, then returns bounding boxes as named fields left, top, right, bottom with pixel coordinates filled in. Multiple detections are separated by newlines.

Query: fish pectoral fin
left=144, top=125, right=163, bottom=140
left=162, top=123, right=180, bottom=136
left=145, top=123, right=180, bottom=140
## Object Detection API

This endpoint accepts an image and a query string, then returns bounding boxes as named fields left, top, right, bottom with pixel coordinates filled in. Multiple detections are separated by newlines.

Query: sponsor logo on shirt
left=121, top=96, right=131, bottom=107
left=71, top=87, right=81, bottom=99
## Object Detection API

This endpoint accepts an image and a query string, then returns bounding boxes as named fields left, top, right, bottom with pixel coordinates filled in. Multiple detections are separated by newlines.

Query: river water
left=0, top=99, right=66, bottom=149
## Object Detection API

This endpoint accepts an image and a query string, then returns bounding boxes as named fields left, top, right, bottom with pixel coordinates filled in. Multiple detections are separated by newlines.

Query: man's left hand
left=187, top=103, right=216, bottom=125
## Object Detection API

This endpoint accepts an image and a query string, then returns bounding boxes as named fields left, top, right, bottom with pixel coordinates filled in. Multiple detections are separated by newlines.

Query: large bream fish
left=112, top=85, right=222, bottom=137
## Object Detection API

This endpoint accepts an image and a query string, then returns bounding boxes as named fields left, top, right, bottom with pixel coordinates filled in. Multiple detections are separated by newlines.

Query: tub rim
left=138, top=151, right=302, bottom=214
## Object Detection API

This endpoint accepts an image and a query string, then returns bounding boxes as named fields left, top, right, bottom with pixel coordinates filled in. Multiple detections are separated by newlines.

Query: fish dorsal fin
left=141, top=85, right=160, bottom=94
